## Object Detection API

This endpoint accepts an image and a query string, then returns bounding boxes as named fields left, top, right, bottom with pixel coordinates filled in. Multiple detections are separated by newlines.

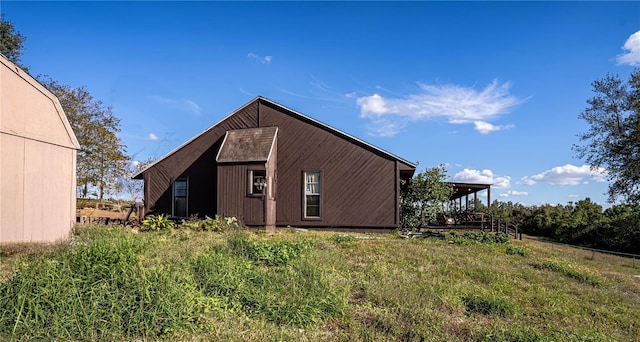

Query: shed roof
left=448, top=182, right=491, bottom=200
left=216, top=126, right=277, bottom=163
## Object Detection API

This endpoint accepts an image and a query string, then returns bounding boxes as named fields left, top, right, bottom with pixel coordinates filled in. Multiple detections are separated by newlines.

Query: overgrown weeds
left=0, top=225, right=638, bottom=341
left=0, top=229, right=201, bottom=340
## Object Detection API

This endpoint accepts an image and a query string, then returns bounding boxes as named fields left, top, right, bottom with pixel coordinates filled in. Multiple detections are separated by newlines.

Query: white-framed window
left=248, top=170, right=267, bottom=195
left=172, top=178, right=188, bottom=217
left=304, top=171, right=321, bottom=219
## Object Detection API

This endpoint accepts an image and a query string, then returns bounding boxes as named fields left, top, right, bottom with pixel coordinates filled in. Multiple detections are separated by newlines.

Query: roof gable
left=134, top=96, right=416, bottom=178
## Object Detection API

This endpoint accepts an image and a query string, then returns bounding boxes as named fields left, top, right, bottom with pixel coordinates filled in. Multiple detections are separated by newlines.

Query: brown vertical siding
left=143, top=101, right=259, bottom=215
left=217, top=164, right=246, bottom=221
left=217, top=163, right=267, bottom=225
left=258, top=102, right=397, bottom=228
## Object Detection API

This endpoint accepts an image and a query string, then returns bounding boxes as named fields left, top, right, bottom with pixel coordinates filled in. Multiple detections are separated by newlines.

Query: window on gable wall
left=304, top=171, right=321, bottom=218
left=173, top=178, right=188, bottom=217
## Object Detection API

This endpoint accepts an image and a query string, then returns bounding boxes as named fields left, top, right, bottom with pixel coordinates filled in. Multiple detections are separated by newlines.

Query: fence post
left=591, top=250, right=595, bottom=260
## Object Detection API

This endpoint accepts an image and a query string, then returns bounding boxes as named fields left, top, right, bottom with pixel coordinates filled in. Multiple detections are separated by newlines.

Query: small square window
left=249, top=170, right=267, bottom=195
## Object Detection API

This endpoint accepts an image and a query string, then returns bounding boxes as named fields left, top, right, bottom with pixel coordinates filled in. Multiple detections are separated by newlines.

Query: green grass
left=0, top=226, right=639, bottom=341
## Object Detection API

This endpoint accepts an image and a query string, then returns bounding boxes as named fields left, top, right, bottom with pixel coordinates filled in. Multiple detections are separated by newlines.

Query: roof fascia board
left=266, top=126, right=278, bottom=162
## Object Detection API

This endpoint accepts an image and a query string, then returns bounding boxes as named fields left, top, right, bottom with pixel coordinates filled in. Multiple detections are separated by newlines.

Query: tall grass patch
left=192, top=236, right=347, bottom=327
left=0, top=228, right=201, bottom=340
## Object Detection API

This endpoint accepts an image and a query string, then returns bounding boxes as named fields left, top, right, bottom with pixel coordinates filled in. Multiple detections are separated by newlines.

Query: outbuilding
left=134, top=97, right=416, bottom=231
left=0, top=55, right=80, bottom=242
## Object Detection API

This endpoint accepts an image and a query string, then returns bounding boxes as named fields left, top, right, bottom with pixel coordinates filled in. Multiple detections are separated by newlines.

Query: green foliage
left=574, top=69, right=640, bottom=203
left=401, top=164, right=453, bottom=229
left=38, top=77, right=128, bottom=200
left=179, top=215, right=241, bottom=232
left=141, top=214, right=175, bottom=232
left=226, top=232, right=313, bottom=266
left=518, top=198, right=640, bottom=254
left=0, top=14, right=27, bottom=70
left=2, top=225, right=639, bottom=340
left=192, top=250, right=347, bottom=327
left=534, top=259, right=605, bottom=287
left=446, top=231, right=509, bottom=245
left=506, top=245, right=531, bottom=257
left=0, top=229, right=200, bottom=340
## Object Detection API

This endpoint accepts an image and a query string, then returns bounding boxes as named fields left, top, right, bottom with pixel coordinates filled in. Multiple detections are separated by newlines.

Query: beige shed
left=0, top=54, right=80, bottom=243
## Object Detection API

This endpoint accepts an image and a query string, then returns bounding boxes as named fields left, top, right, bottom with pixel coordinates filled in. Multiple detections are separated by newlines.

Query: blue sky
left=3, top=1, right=640, bottom=207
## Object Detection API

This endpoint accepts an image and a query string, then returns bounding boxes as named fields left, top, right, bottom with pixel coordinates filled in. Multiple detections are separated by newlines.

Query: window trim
left=172, top=178, right=188, bottom=218
left=302, top=170, right=321, bottom=220
left=248, top=169, right=267, bottom=196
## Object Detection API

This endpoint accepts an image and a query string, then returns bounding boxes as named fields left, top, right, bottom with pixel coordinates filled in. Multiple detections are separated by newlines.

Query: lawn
left=0, top=225, right=638, bottom=341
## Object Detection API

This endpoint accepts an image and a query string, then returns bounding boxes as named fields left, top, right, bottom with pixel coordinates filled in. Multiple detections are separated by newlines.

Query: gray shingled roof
left=216, top=126, right=278, bottom=163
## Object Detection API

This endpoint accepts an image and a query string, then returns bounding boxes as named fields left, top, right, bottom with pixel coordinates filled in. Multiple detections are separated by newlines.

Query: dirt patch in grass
left=76, top=207, right=137, bottom=220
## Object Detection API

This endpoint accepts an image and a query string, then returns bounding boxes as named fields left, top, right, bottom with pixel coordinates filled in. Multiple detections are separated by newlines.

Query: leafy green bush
left=140, top=214, right=175, bottom=231
left=179, top=215, right=241, bottom=232
left=506, top=245, right=531, bottom=257
left=534, top=259, right=605, bottom=287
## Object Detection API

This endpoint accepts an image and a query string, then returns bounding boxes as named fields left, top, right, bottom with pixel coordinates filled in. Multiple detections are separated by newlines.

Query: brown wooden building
left=1, top=55, right=80, bottom=242
left=134, top=97, right=416, bottom=230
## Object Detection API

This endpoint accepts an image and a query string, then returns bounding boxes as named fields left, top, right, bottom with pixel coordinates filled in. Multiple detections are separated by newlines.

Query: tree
left=574, top=69, right=640, bottom=203
left=400, top=165, right=453, bottom=229
left=38, top=76, right=128, bottom=201
left=118, top=157, right=154, bottom=203
left=0, top=14, right=28, bottom=70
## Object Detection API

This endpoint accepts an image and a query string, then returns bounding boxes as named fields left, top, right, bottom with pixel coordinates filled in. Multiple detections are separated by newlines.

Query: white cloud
left=357, top=94, right=390, bottom=115
left=616, top=30, right=640, bottom=66
left=499, top=190, right=529, bottom=198
left=473, top=121, right=515, bottom=134
left=248, top=52, right=272, bottom=64
left=522, top=164, right=608, bottom=186
left=148, top=133, right=158, bottom=141
left=365, top=119, right=406, bottom=137
left=149, top=96, right=201, bottom=115
left=356, top=80, right=526, bottom=136
left=450, top=168, right=511, bottom=189
left=568, top=194, right=580, bottom=198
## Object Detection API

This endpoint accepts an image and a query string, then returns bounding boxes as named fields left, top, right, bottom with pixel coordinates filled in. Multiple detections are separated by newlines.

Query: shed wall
left=0, top=57, right=78, bottom=242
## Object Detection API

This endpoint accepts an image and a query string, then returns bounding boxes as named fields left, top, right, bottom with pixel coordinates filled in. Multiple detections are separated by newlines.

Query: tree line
left=491, top=199, right=640, bottom=254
